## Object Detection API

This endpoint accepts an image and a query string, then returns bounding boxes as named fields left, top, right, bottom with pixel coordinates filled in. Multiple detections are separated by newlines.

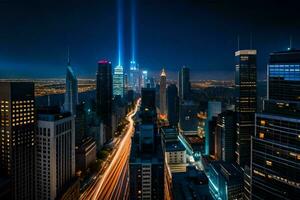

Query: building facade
left=178, top=66, right=190, bottom=101
left=235, top=50, right=257, bottom=167
left=36, top=107, right=75, bottom=200
left=160, top=68, right=167, bottom=115
left=64, top=58, right=78, bottom=115
left=167, top=84, right=179, bottom=127
left=96, top=60, right=113, bottom=141
left=113, top=65, right=124, bottom=98
left=0, top=82, right=35, bottom=200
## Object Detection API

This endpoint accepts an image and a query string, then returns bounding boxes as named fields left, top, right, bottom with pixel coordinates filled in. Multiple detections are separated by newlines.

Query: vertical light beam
left=131, top=0, right=136, bottom=62
left=117, top=0, right=124, bottom=66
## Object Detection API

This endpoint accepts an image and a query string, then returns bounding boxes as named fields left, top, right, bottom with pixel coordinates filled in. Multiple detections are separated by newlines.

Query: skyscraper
left=113, top=65, right=124, bottom=98
left=215, top=110, right=236, bottom=162
left=129, top=60, right=141, bottom=93
left=160, top=68, right=167, bottom=115
left=251, top=49, right=300, bottom=199
left=235, top=50, right=257, bottom=167
left=142, top=70, right=148, bottom=88
left=178, top=66, right=190, bottom=100
left=96, top=60, right=113, bottom=141
left=64, top=53, right=78, bottom=115
left=167, top=84, right=179, bottom=127
left=36, top=107, right=76, bottom=200
left=206, top=101, right=222, bottom=155
left=0, top=82, right=35, bottom=199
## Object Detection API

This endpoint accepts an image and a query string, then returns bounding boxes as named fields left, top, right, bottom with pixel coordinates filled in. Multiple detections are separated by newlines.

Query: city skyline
left=1, top=0, right=300, bottom=79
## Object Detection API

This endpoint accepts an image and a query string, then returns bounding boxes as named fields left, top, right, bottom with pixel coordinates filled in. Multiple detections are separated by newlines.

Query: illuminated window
left=260, top=120, right=266, bottom=126
left=266, top=160, right=272, bottom=166
left=259, top=132, right=264, bottom=139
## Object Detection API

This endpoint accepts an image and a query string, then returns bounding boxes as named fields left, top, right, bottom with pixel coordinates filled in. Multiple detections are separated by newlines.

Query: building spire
left=161, top=67, right=166, bottom=77
left=237, top=34, right=240, bottom=50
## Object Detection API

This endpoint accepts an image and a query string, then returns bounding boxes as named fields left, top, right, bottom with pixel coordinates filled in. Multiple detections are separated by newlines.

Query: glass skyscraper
left=96, top=60, right=113, bottom=141
left=178, top=66, right=190, bottom=101
left=235, top=49, right=257, bottom=167
left=113, top=65, right=124, bottom=98
left=64, top=58, right=78, bottom=115
left=251, top=50, right=300, bottom=199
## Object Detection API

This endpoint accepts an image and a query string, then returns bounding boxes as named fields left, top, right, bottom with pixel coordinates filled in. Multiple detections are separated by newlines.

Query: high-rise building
left=129, top=104, right=164, bottom=200
left=129, top=61, right=141, bottom=93
left=235, top=50, right=257, bottom=167
left=0, top=82, right=35, bottom=199
left=251, top=49, right=300, bottom=199
left=113, top=65, right=124, bottom=98
left=141, top=70, right=148, bottom=88
left=215, top=110, right=236, bottom=162
left=64, top=54, right=78, bottom=115
left=205, top=101, right=222, bottom=155
left=178, top=66, right=190, bottom=100
left=179, top=101, right=198, bottom=135
left=167, top=84, right=179, bottom=127
left=96, top=60, right=113, bottom=142
left=36, top=107, right=76, bottom=200
left=160, top=68, right=167, bottom=115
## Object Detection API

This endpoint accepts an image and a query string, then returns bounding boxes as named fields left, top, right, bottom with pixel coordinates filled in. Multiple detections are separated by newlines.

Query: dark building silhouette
left=0, top=82, right=35, bottom=200
left=235, top=50, right=257, bottom=167
left=167, top=84, right=179, bottom=127
left=178, top=66, right=191, bottom=100
left=96, top=60, right=113, bottom=141
left=251, top=49, right=300, bottom=199
left=215, top=110, right=236, bottom=162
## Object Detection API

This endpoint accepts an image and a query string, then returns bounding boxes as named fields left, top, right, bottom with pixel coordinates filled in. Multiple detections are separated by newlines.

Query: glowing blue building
left=113, top=65, right=124, bottom=98
left=64, top=54, right=78, bottom=115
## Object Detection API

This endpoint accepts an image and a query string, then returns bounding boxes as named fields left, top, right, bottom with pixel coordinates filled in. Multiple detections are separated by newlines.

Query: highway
left=80, top=98, right=140, bottom=200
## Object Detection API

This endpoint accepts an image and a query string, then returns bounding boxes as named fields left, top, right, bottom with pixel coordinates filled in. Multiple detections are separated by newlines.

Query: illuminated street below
left=80, top=98, right=141, bottom=200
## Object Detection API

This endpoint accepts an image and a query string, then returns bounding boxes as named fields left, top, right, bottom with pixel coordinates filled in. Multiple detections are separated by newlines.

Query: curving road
left=80, top=98, right=140, bottom=200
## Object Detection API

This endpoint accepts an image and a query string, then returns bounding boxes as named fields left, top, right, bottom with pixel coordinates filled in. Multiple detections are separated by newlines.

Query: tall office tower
left=96, top=60, right=113, bottom=141
left=235, top=50, right=257, bottom=167
left=129, top=61, right=141, bottom=93
left=251, top=49, right=300, bottom=199
left=178, top=66, right=190, bottom=100
left=130, top=105, right=164, bottom=199
left=179, top=101, right=198, bottom=135
left=0, top=82, right=35, bottom=199
left=159, top=68, right=167, bottom=115
left=149, top=77, right=155, bottom=88
left=205, top=101, right=222, bottom=155
left=215, top=110, right=236, bottom=162
left=140, top=88, right=157, bottom=124
left=167, top=84, right=179, bottom=127
left=64, top=55, right=78, bottom=115
left=141, top=70, right=148, bottom=88
left=113, top=65, right=124, bottom=98
left=36, top=107, right=76, bottom=200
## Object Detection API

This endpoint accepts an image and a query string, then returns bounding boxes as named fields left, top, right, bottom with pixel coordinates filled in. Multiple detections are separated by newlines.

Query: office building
left=129, top=60, right=141, bottom=93
left=64, top=55, right=78, bottom=115
left=76, top=137, right=97, bottom=172
left=36, top=107, right=76, bottom=200
left=172, top=166, right=211, bottom=200
left=179, top=100, right=198, bottom=135
left=235, top=50, right=257, bottom=167
left=160, top=68, right=167, bottom=115
left=209, top=162, right=244, bottom=200
left=251, top=49, right=300, bottom=199
left=142, top=70, right=148, bottom=88
left=113, top=65, right=124, bottom=98
left=141, top=88, right=156, bottom=111
left=215, top=110, right=236, bottom=162
left=167, top=84, right=179, bottom=127
left=178, top=66, right=190, bottom=100
left=96, top=60, right=113, bottom=141
left=161, top=127, right=187, bottom=173
left=0, top=82, right=35, bottom=200
left=205, top=101, right=222, bottom=155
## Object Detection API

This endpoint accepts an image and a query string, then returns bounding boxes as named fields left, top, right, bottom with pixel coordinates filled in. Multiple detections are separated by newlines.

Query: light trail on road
left=80, top=99, right=140, bottom=200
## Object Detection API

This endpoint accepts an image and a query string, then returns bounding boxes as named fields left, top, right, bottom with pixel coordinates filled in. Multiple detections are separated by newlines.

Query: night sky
left=0, top=0, right=300, bottom=80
